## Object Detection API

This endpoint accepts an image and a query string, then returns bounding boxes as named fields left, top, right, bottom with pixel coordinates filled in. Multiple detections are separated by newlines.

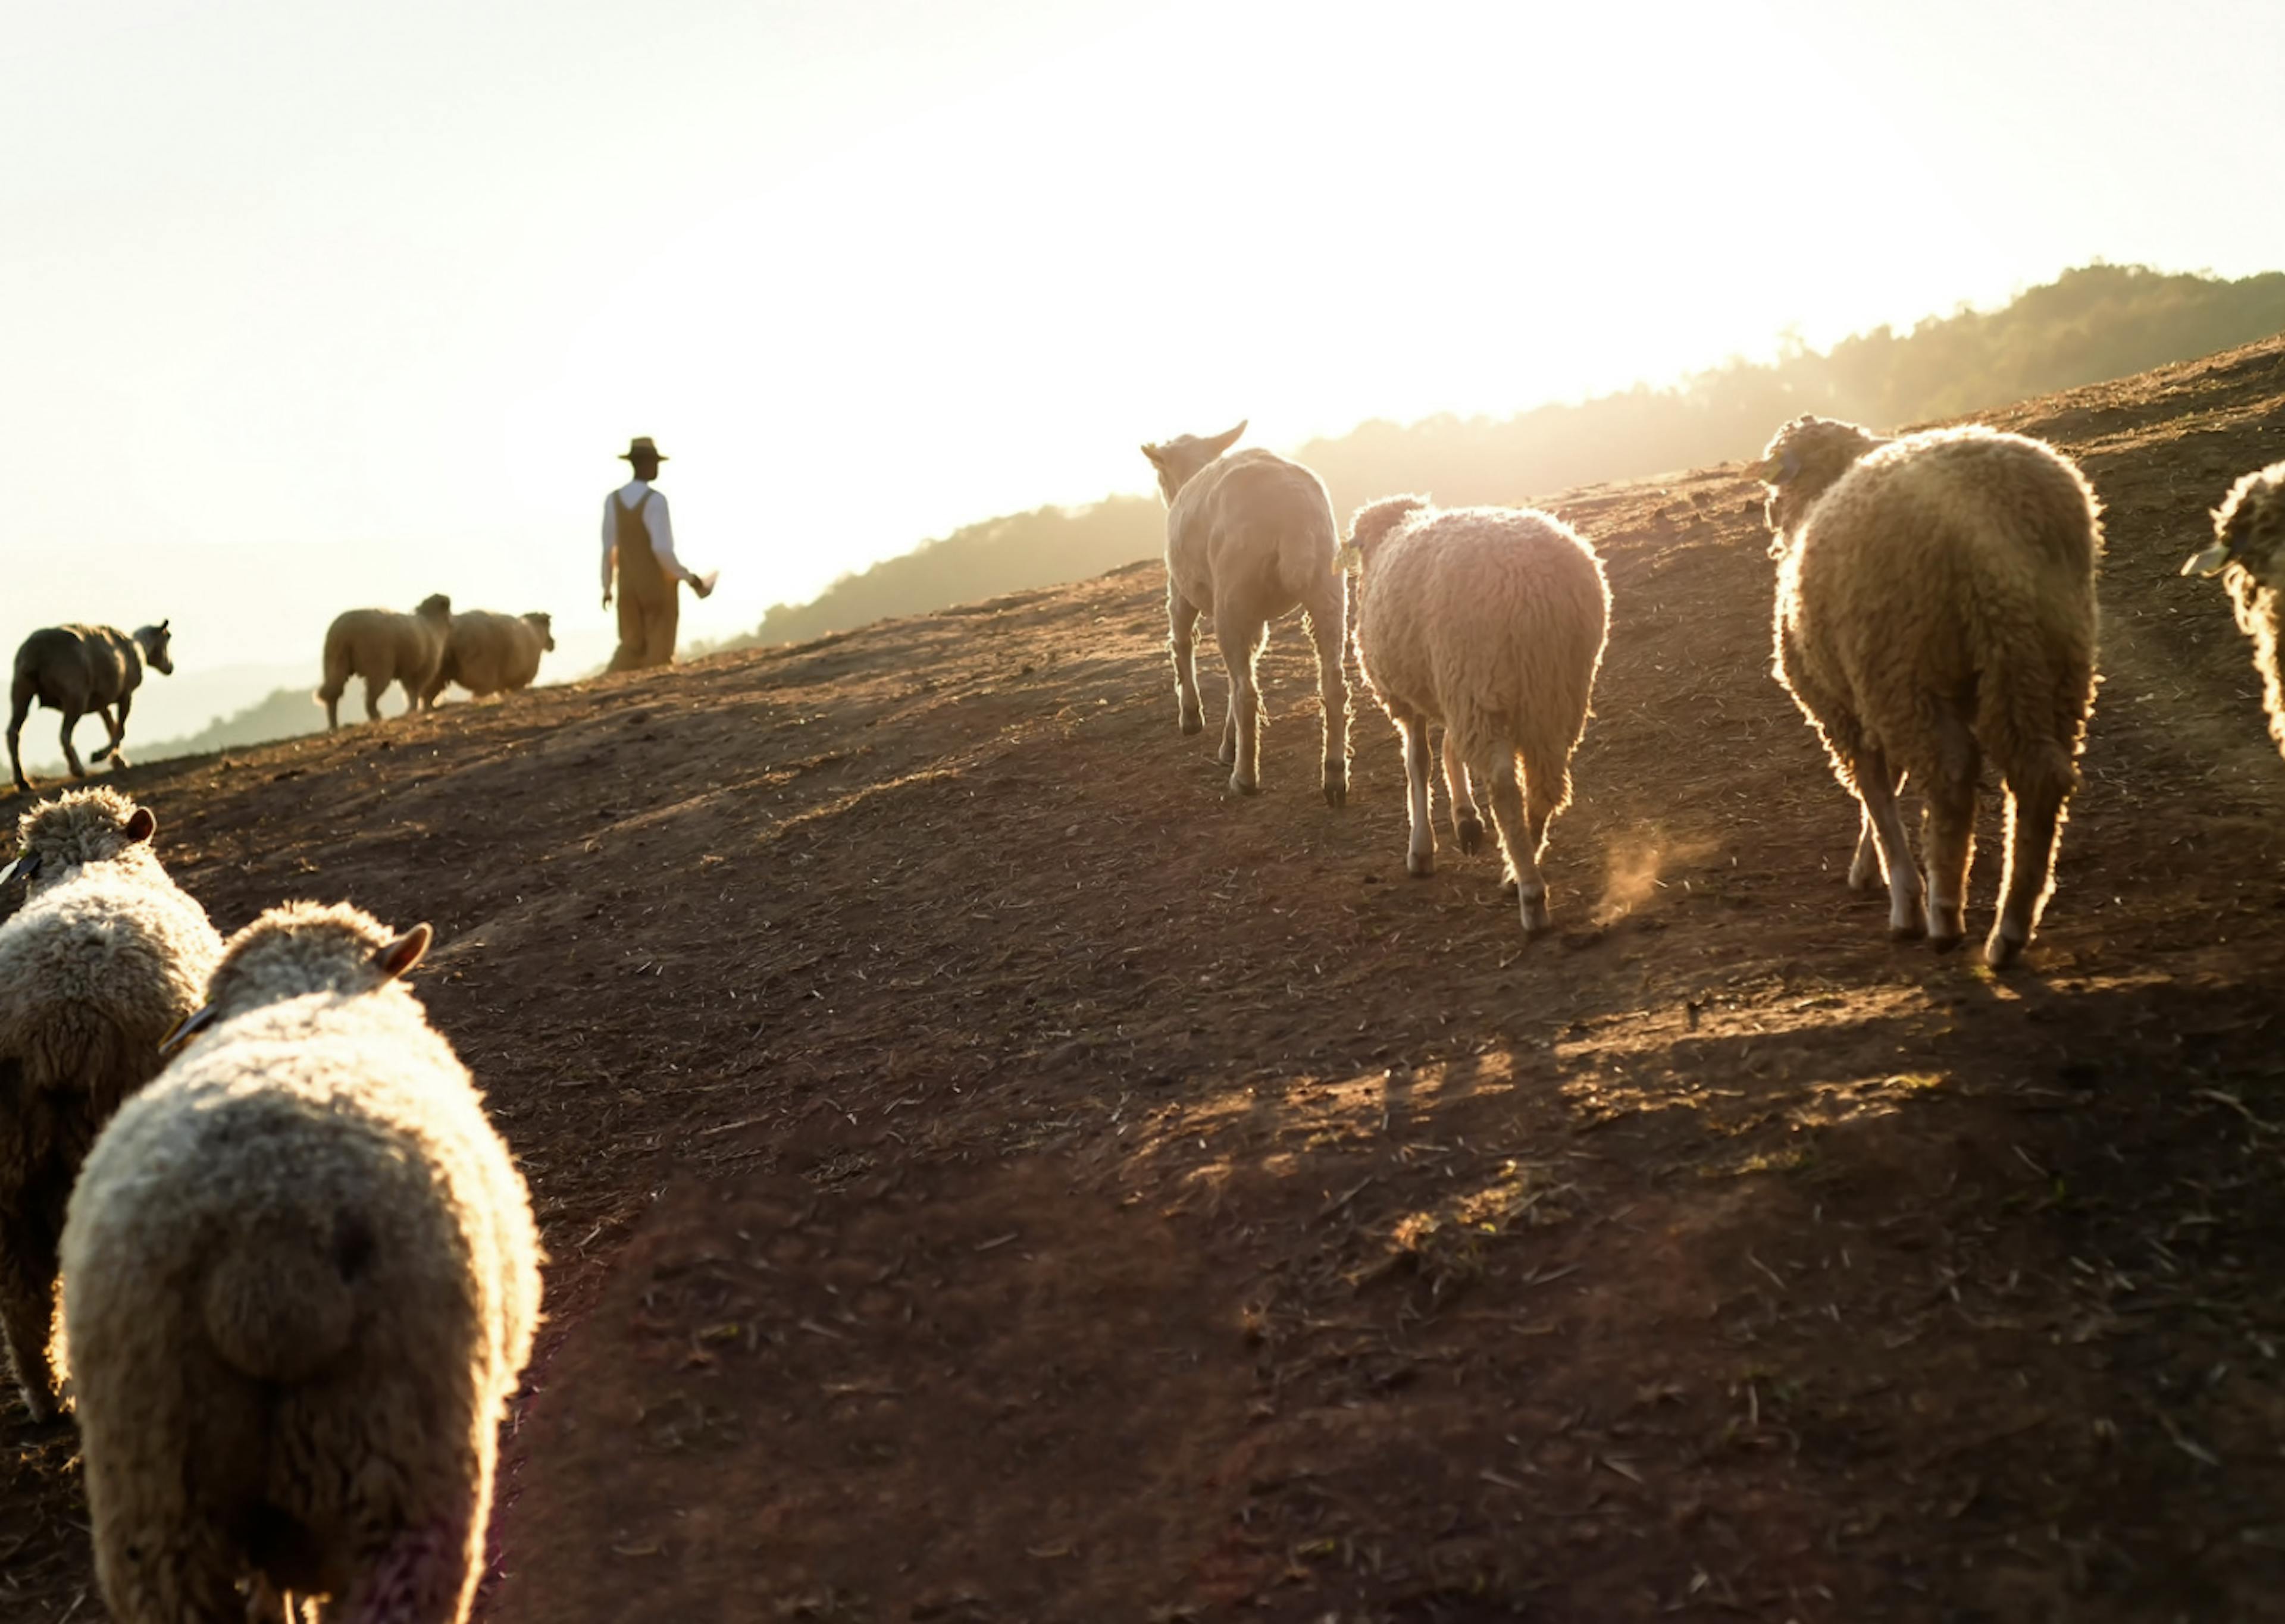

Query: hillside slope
left=7, top=338, right=2285, bottom=1622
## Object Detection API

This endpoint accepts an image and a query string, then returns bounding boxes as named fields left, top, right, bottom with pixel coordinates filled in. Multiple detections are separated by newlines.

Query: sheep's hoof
left=1847, top=866, right=1881, bottom=895
left=1984, top=930, right=2027, bottom=970
left=1228, top=775, right=1259, bottom=797
left=106, top=753, right=129, bottom=771
left=1456, top=813, right=1485, bottom=855
left=1179, top=711, right=1204, bottom=736
left=1407, top=849, right=1434, bottom=878
left=1927, top=904, right=1965, bottom=951
left=1323, top=778, right=1347, bottom=809
left=1519, top=891, right=1552, bottom=936
left=1888, top=912, right=1927, bottom=942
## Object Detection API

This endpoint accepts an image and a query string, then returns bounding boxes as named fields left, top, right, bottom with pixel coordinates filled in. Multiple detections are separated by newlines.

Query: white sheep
left=7, top=619, right=176, bottom=792
left=1141, top=422, right=1351, bottom=803
left=2181, top=461, right=2285, bottom=757
left=1751, top=416, right=2102, bottom=968
left=422, top=609, right=556, bottom=706
left=316, top=593, right=454, bottom=729
left=1346, top=497, right=1610, bottom=936
left=0, top=787, right=220, bottom=1422
left=61, top=899, right=541, bottom=1623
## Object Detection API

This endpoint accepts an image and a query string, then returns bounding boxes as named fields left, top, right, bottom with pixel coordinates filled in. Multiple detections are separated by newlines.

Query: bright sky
left=5, top=0, right=2281, bottom=689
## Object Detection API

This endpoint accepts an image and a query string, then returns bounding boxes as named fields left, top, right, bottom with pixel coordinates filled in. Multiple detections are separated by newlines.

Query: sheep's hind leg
left=1480, top=755, right=1550, bottom=936
left=89, top=703, right=120, bottom=762
left=6, top=688, right=32, bottom=791
left=1441, top=732, right=1482, bottom=853
left=341, top=1504, right=478, bottom=1624
left=1852, top=748, right=1925, bottom=940
left=1400, top=713, right=1435, bottom=876
left=1921, top=723, right=1980, bottom=951
left=90, top=1523, right=246, bottom=1624
left=364, top=676, right=386, bottom=723
left=57, top=710, right=87, bottom=780
left=1848, top=810, right=1882, bottom=892
left=1989, top=755, right=2072, bottom=970
left=0, top=1228, right=60, bottom=1424
left=1303, top=578, right=1350, bottom=807
left=1168, top=588, right=1204, bottom=736
left=1214, top=615, right=1267, bottom=794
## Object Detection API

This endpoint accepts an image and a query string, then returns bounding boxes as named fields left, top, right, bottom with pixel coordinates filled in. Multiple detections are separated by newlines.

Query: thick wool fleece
left=1759, top=417, right=2102, bottom=963
left=0, top=789, right=219, bottom=1422
left=1350, top=498, right=1610, bottom=927
left=1351, top=500, right=1610, bottom=804
left=2204, top=463, right=2285, bottom=757
left=425, top=610, right=555, bottom=704
left=1768, top=422, right=2101, bottom=803
left=61, top=903, right=540, bottom=1624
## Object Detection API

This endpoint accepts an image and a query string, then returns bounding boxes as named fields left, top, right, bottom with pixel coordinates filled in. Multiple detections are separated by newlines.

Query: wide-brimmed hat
left=618, top=436, right=669, bottom=462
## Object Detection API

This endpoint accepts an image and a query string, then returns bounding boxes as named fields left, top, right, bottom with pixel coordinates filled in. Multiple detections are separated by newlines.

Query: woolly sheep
left=1141, top=422, right=1351, bottom=803
left=421, top=609, right=556, bottom=706
left=8, top=620, right=175, bottom=792
left=1346, top=498, right=1610, bottom=936
left=2181, top=462, right=2285, bottom=757
left=316, top=593, right=454, bottom=730
left=61, top=899, right=541, bottom=1623
left=0, top=788, right=219, bottom=1422
left=1750, top=416, right=2102, bottom=968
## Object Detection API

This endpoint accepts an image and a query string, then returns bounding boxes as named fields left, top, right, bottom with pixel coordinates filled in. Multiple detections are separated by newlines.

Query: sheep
left=316, top=593, right=454, bottom=730
left=2180, top=462, right=2285, bottom=757
left=61, top=899, right=542, bottom=1624
left=1345, top=497, right=1611, bottom=936
left=421, top=609, right=555, bottom=706
left=8, top=620, right=175, bottom=793
left=1141, top=422, right=1351, bottom=803
left=1749, top=416, right=2102, bottom=968
left=0, top=787, right=220, bottom=1423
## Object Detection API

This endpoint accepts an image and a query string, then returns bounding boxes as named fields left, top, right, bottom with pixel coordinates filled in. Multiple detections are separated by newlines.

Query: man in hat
left=602, top=435, right=718, bottom=672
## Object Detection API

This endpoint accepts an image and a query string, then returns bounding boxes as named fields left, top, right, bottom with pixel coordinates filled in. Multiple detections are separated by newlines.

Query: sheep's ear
left=372, top=922, right=433, bottom=982
left=1140, top=443, right=1164, bottom=467
left=1204, top=421, right=1247, bottom=457
left=158, top=618, right=170, bottom=633
left=124, top=807, right=156, bottom=843
left=2182, top=541, right=2232, bottom=578
left=1742, top=457, right=1776, bottom=482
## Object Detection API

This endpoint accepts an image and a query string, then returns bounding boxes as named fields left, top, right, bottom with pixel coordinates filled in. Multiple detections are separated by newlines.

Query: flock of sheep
left=0, top=412, right=2281, bottom=1622
left=1161, top=421, right=2285, bottom=970
left=4, top=595, right=556, bottom=796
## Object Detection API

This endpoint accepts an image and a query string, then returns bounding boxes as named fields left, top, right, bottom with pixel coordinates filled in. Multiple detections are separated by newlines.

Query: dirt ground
left=7, top=337, right=2285, bottom=1622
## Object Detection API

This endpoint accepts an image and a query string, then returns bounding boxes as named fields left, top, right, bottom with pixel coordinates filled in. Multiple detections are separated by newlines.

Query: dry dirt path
left=6, top=340, right=2285, bottom=1622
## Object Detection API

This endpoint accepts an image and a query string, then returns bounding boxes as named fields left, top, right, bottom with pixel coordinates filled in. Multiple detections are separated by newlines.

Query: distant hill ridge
left=712, top=262, right=2285, bottom=653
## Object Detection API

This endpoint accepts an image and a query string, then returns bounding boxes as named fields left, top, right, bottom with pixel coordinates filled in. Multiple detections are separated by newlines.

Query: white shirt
left=601, top=480, right=696, bottom=592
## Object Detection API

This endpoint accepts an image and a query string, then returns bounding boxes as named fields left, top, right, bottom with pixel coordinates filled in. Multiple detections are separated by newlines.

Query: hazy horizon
left=7, top=0, right=2284, bottom=680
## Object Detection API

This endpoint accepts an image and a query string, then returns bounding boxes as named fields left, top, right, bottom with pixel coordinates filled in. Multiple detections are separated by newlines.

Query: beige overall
left=607, top=490, right=678, bottom=672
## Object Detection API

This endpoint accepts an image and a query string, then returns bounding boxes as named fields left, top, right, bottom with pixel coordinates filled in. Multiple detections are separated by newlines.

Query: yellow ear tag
left=1336, top=544, right=1363, bottom=572
left=2182, top=542, right=2232, bottom=578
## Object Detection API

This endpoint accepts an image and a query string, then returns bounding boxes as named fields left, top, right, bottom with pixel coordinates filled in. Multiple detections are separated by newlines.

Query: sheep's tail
left=202, top=1211, right=367, bottom=1384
